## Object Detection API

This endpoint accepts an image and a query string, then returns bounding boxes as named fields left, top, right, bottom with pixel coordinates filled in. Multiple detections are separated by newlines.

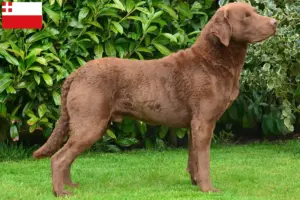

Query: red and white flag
left=2, top=2, right=42, bottom=29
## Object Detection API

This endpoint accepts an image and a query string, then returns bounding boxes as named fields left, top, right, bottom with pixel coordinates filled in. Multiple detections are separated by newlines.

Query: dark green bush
left=0, top=0, right=217, bottom=148
left=1, top=0, right=298, bottom=149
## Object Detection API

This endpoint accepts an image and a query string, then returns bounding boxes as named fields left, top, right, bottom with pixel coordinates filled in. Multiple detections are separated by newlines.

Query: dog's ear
left=211, top=9, right=231, bottom=47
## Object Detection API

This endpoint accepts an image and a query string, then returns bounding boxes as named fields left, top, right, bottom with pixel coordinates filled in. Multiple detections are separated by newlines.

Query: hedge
left=0, top=0, right=218, bottom=149
left=0, top=0, right=299, bottom=150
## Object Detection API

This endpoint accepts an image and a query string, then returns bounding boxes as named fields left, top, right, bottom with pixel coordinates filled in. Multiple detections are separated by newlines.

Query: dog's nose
left=270, top=18, right=277, bottom=27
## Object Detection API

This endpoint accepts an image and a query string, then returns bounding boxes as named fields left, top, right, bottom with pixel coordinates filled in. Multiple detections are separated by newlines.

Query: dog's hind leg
left=50, top=90, right=111, bottom=197
left=50, top=118, right=108, bottom=197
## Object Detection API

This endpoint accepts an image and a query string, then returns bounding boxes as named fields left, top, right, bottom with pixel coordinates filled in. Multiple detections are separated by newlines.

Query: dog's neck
left=191, top=29, right=248, bottom=69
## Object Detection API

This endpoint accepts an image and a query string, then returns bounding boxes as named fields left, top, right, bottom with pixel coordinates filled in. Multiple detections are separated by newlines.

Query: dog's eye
left=245, top=12, right=251, bottom=18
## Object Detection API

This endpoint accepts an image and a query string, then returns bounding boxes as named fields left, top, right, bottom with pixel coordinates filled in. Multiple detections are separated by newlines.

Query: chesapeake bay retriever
left=33, top=2, right=277, bottom=196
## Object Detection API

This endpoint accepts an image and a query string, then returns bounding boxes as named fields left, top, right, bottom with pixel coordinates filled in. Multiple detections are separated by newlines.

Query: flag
left=2, top=2, right=42, bottom=29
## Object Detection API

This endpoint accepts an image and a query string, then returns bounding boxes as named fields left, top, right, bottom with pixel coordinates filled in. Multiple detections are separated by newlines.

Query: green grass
left=1, top=140, right=300, bottom=200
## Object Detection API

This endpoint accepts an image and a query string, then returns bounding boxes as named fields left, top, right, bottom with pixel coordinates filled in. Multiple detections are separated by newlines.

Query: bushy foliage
left=0, top=0, right=217, bottom=148
left=1, top=0, right=298, bottom=149
left=221, top=0, right=300, bottom=136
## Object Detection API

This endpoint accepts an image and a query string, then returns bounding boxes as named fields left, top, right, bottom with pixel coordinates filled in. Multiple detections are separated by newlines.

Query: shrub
left=0, top=0, right=217, bottom=148
left=220, top=0, right=300, bottom=137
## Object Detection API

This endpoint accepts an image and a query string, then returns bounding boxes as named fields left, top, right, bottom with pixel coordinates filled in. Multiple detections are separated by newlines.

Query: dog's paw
left=53, top=189, right=73, bottom=197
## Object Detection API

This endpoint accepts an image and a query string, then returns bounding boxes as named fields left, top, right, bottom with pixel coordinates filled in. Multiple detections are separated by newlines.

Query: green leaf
left=276, top=118, right=289, bottom=134
left=162, top=33, right=178, bottom=43
left=43, top=6, right=60, bottom=26
left=11, top=104, right=21, bottom=117
left=284, top=118, right=294, bottom=132
left=152, top=11, right=164, bottom=20
left=176, top=128, right=186, bottom=138
left=85, top=32, right=99, bottom=44
left=136, top=47, right=153, bottom=54
left=49, top=0, right=55, bottom=5
left=135, top=51, right=144, bottom=60
left=26, top=48, right=43, bottom=58
left=0, top=49, right=19, bottom=66
left=0, top=42, right=10, bottom=49
left=76, top=57, right=86, bottom=66
left=26, top=31, right=52, bottom=44
left=191, top=2, right=202, bottom=10
left=105, top=40, right=116, bottom=57
left=157, top=3, right=178, bottom=19
left=218, top=0, right=229, bottom=6
left=10, top=125, right=19, bottom=141
left=263, top=63, right=271, bottom=71
left=116, top=138, right=138, bottom=147
left=113, top=0, right=125, bottom=10
left=34, top=73, right=41, bottom=85
left=94, top=44, right=104, bottom=58
left=98, top=7, right=121, bottom=18
left=111, top=21, right=124, bottom=34
left=7, top=48, right=24, bottom=59
left=188, top=31, right=201, bottom=36
left=44, top=53, right=60, bottom=62
left=85, top=20, right=103, bottom=29
left=27, top=115, right=39, bottom=126
left=29, top=124, right=37, bottom=133
left=136, top=7, right=150, bottom=15
left=152, top=43, right=172, bottom=55
left=106, top=129, right=117, bottom=139
left=22, top=102, right=33, bottom=117
left=0, top=103, right=7, bottom=117
left=136, top=1, right=146, bottom=7
left=122, top=121, right=136, bottom=133
left=127, top=16, right=146, bottom=23
left=40, top=117, right=49, bottom=123
left=17, top=81, right=27, bottom=89
left=0, top=76, right=12, bottom=93
left=53, top=91, right=61, bottom=106
left=138, top=121, right=147, bottom=135
left=56, top=0, right=63, bottom=7
left=69, top=18, right=83, bottom=28
left=126, top=0, right=135, bottom=12
left=176, top=2, right=192, bottom=18
left=79, top=7, right=89, bottom=22
left=146, top=26, right=157, bottom=33
left=38, top=104, right=47, bottom=118
left=42, top=74, right=53, bottom=86
left=25, top=55, right=37, bottom=68
left=36, top=57, right=48, bottom=66
left=6, top=86, right=16, bottom=94
left=159, top=126, right=168, bottom=139
left=116, top=45, right=126, bottom=58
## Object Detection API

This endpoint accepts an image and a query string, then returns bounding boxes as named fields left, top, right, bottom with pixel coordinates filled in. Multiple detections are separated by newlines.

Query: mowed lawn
left=1, top=140, right=300, bottom=200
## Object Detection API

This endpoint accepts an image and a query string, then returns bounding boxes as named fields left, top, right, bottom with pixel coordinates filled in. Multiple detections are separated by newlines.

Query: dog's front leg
left=188, top=117, right=219, bottom=192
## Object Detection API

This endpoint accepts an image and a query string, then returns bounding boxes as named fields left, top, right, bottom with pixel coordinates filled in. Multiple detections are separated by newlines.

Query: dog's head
left=210, top=2, right=277, bottom=46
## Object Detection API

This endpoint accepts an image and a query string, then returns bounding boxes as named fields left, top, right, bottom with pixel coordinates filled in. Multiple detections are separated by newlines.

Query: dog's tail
left=33, top=72, right=77, bottom=159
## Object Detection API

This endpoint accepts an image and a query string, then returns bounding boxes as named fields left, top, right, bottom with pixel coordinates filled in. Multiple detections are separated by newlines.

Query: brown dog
left=33, top=2, right=277, bottom=197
